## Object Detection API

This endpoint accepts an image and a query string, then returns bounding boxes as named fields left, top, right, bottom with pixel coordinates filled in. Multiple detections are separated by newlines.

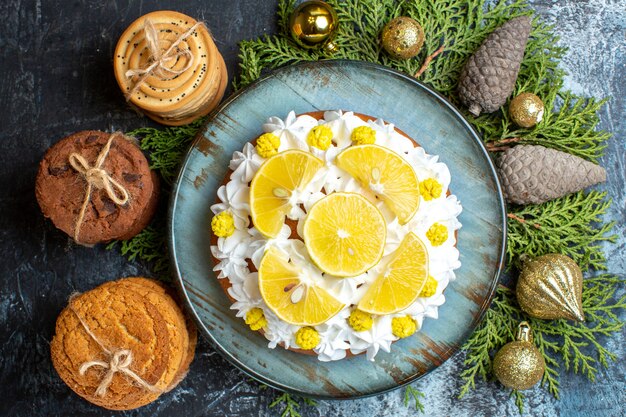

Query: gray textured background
left=0, top=0, right=624, bottom=416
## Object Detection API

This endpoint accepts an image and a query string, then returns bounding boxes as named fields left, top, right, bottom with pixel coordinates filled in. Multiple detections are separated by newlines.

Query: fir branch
left=403, top=385, right=425, bottom=412
left=128, top=118, right=205, bottom=184
left=512, top=390, right=525, bottom=414
left=277, top=0, right=297, bottom=35
left=460, top=275, right=625, bottom=412
left=269, top=392, right=317, bottom=417
left=105, top=220, right=170, bottom=280
left=459, top=288, right=518, bottom=398
left=506, top=191, right=616, bottom=271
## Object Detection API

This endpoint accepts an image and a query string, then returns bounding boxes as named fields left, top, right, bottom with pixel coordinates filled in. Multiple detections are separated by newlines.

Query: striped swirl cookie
left=114, top=10, right=227, bottom=126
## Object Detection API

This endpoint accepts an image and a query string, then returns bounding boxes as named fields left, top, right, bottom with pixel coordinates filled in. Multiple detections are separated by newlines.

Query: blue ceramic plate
left=169, top=60, right=506, bottom=399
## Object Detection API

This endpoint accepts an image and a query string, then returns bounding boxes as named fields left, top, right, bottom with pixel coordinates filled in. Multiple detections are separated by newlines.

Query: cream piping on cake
left=211, top=110, right=462, bottom=361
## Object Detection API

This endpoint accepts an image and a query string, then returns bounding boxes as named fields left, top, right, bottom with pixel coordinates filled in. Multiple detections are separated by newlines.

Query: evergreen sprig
left=269, top=392, right=317, bottom=417
left=129, top=118, right=206, bottom=184
left=507, top=191, right=616, bottom=271
left=105, top=0, right=622, bottom=414
left=404, top=385, right=426, bottom=412
left=459, top=278, right=625, bottom=405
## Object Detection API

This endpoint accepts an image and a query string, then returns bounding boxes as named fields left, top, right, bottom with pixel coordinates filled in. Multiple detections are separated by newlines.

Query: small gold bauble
left=289, top=0, right=339, bottom=52
left=381, top=16, right=425, bottom=60
left=493, top=322, right=545, bottom=390
left=517, top=253, right=585, bottom=322
left=509, top=92, right=545, bottom=128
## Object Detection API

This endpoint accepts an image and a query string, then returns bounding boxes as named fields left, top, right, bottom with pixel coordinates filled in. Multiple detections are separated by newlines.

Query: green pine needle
left=403, top=385, right=426, bottom=412
left=104, top=1, right=622, bottom=414
left=507, top=191, right=616, bottom=271
left=129, top=117, right=206, bottom=184
left=459, top=278, right=625, bottom=412
left=106, top=220, right=171, bottom=280
left=269, top=392, right=317, bottom=417
left=512, top=390, right=525, bottom=414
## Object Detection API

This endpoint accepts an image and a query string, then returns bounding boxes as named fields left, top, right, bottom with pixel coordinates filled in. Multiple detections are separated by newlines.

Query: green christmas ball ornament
left=509, top=92, right=545, bottom=128
left=381, top=16, right=425, bottom=60
left=289, top=0, right=339, bottom=52
left=493, top=321, right=545, bottom=390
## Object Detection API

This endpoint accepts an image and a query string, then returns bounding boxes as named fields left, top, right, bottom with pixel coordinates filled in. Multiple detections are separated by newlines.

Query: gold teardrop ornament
left=516, top=253, right=585, bottom=322
left=493, top=321, right=545, bottom=390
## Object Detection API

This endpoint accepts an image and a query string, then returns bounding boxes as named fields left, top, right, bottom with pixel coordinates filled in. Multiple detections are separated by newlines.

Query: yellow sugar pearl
left=351, top=126, right=376, bottom=145
left=244, top=307, right=267, bottom=331
left=295, top=326, right=320, bottom=350
left=419, top=276, right=438, bottom=298
left=391, top=316, right=417, bottom=338
left=419, top=178, right=443, bottom=201
left=426, top=222, right=448, bottom=246
left=348, top=309, right=373, bottom=331
left=211, top=211, right=235, bottom=237
left=256, top=133, right=281, bottom=158
left=307, top=125, right=333, bottom=150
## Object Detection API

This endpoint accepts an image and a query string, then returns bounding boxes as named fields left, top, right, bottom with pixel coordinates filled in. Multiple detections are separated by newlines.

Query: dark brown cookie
left=36, top=130, right=158, bottom=245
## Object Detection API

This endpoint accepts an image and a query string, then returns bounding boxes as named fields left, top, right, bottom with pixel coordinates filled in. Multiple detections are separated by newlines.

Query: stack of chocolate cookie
left=113, top=10, right=228, bottom=126
left=51, top=277, right=197, bottom=410
left=36, top=130, right=159, bottom=245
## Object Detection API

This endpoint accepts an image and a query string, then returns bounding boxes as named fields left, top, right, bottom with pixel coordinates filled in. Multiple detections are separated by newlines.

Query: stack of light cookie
left=50, top=277, right=197, bottom=410
left=113, top=10, right=228, bottom=126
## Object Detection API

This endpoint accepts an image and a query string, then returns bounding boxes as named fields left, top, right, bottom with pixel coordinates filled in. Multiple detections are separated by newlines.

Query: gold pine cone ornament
left=493, top=321, right=545, bottom=390
left=289, top=1, right=339, bottom=52
left=381, top=16, right=425, bottom=60
left=516, top=253, right=585, bottom=322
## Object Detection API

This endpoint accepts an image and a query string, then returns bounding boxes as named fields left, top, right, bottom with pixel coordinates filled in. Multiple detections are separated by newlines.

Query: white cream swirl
left=211, top=111, right=462, bottom=361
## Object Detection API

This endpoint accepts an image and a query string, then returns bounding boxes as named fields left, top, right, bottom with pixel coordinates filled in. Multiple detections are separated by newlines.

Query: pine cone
left=458, top=16, right=532, bottom=116
left=497, top=145, right=606, bottom=205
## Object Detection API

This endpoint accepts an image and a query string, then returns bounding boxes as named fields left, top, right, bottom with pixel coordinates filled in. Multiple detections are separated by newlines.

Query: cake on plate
left=210, top=110, right=462, bottom=361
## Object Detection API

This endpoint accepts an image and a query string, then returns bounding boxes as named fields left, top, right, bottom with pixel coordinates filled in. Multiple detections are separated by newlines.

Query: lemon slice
left=358, top=232, right=429, bottom=314
left=250, top=150, right=323, bottom=238
left=303, top=192, right=386, bottom=277
left=336, top=144, right=420, bottom=224
left=258, top=247, right=345, bottom=326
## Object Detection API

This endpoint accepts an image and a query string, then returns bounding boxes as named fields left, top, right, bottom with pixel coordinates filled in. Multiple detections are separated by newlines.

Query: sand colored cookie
left=100, top=278, right=188, bottom=401
left=36, top=131, right=159, bottom=245
left=50, top=282, right=171, bottom=410
left=123, top=277, right=198, bottom=391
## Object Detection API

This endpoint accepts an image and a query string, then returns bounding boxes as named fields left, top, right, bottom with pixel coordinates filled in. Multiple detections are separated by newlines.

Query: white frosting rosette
left=210, top=110, right=462, bottom=361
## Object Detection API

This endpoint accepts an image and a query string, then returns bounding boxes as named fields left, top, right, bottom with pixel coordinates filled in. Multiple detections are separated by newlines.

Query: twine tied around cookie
left=69, top=295, right=161, bottom=397
left=124, top=19, right=204, bottom=100
left=68, top=132, right=130, bottom=245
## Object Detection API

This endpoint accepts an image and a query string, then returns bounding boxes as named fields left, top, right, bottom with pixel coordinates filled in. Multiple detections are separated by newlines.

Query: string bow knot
left=68, top=133, right=130, bottom=244
left=124, top=19, right=204, bottom=99
left=69, top=296, right=161, bottom=398
left=79, top=349, right=158, bottom=397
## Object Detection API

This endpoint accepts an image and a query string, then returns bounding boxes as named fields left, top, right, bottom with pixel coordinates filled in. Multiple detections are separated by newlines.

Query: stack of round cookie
left=50, top=277, right=197, bottom=410
left=113, top=10, right=228, bottom=126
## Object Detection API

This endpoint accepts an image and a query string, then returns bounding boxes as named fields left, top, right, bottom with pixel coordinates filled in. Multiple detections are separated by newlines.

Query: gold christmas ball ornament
left=509, top=92, right=545, bottom=128
left=381, top=16, right=425, bottom=60
left=289, top=1, right=339, bottom=52
left=493, top=321, right=545, bottom=390
left=517, top=253, right=585, bottom=322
